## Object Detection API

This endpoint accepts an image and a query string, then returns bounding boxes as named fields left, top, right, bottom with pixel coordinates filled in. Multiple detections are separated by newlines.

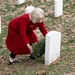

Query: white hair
left=30, top=8, right=45, bottom=23
left=31, top=8, right=44, bottom=18
left=25, top=6, right=35, bottom=14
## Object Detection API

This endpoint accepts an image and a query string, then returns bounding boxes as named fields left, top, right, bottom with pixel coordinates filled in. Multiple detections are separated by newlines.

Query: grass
left=0, top=0, right=75, bottom=75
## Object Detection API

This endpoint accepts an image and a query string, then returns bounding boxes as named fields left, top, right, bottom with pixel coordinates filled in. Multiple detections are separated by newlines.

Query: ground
left=0, top=0, right=75, bottom=75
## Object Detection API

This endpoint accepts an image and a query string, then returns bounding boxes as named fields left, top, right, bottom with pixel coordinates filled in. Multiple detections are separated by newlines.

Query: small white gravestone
left=45, top=31, right=61, bottom=65
left=0, top=16, right=1, bottom=34
left=54, top=0, right=63, bottom=17
left=25, top=6, right=35, bottom=14
left=17, top=0, right=25, bottom=5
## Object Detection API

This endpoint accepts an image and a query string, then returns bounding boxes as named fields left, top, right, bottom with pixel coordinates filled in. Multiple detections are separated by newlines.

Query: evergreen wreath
left=32, top=37, right=45, bottom=58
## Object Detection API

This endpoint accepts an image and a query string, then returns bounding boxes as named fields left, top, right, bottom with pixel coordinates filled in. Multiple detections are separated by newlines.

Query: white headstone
left=45, top=31, right=61, bottom=65
left=54, top=0, right=63, bottom=17
left=17, top=0, right=25, bottom=5
left=25, top=6, right=35, bottom=14
left=0, top=16, right=1, bottom=34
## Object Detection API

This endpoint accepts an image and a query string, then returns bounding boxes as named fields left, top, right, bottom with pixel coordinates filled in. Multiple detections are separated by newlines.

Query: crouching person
left=5, top=7, right=48, bottom=64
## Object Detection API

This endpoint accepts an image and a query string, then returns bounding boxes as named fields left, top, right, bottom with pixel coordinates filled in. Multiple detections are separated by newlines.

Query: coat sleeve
left=39, top=22, right=48, bottom=36
left=20, top=19, right=29, bottom=45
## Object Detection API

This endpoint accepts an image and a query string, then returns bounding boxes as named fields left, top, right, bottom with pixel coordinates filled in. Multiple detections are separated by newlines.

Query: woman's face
left=37, top=18, right=44, bottom=23
left=32, top=17, right=44, bottom=24
left=32, top=19, right=38, bottom=24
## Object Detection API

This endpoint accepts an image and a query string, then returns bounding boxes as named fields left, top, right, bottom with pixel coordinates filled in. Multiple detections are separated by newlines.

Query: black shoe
left=8, top=60, right=15, bottom=65
left=30, top=55, right=36, bottom=59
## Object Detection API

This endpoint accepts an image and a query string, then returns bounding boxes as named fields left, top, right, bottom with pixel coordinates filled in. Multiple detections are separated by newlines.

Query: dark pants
left=10, top=53, right=16, bottom=58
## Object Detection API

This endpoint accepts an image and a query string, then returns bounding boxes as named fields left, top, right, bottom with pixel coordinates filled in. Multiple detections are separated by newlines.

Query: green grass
left=0, top=0, right=75, bottom=75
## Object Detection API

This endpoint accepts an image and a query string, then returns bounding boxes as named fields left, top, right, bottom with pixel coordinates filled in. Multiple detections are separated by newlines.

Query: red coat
left=5, top=14, right=48, bottom=55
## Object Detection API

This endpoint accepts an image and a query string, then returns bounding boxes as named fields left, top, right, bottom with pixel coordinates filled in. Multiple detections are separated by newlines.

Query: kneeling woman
left=5, top=8, right=48, bottom=64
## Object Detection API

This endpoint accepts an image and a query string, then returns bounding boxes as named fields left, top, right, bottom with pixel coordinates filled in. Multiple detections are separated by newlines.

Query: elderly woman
left=5, top=8, right=48, bottom=64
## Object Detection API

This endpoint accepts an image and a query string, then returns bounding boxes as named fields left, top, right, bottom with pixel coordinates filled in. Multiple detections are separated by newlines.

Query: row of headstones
left=0, top=0, right=62, bottom=66
left=0, top=0, right=63, bottom=34
left=46, top=0, right=62, bottom=65
left=17, top=0, right=63, bottom=17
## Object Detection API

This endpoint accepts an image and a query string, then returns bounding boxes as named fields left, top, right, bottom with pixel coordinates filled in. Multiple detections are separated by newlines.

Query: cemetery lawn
left=0, top=0, right=75, bottom=75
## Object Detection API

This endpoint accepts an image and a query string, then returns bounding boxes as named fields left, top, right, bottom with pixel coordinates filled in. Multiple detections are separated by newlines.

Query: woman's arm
left=20, top=19, right=33, bottom=54
left=26, top=44, right=33, bottom=54
left=39, top=22, right=48, bottom=36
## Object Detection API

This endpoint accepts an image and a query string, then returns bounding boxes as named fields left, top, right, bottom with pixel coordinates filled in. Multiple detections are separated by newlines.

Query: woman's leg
left=10, top=53, right=16, bottom=58
left=8, top=52, right=16, bottom=64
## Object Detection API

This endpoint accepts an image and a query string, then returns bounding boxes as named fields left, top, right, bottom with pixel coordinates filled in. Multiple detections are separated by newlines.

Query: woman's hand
left=26, top=44, right=34, bottom=54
